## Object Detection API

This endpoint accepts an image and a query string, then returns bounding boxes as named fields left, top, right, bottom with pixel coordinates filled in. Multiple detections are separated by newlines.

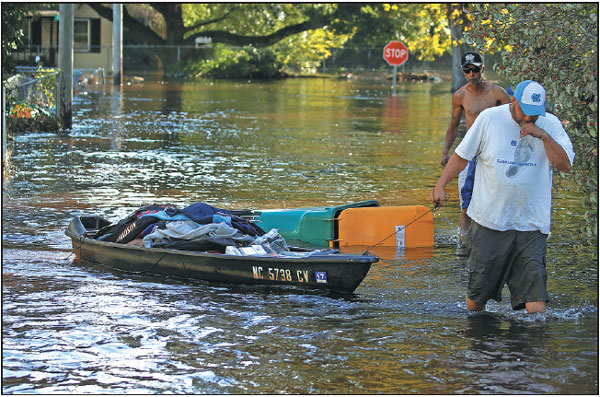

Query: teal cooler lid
left=254, top=200, right=379, bottom=247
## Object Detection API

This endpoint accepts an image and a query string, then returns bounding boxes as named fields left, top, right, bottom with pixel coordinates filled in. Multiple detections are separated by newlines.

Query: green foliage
left=184, top=45, right=285, bottom=79
left=406, top=4, right=454, bottom=61
left=178, top=4, right=346, bottom=76
left=273, top=27, right=351, bottom=74
left=465, top=3, right=598, bottom=237
left=32, top=67, right=58, bottom=108
left=1, top=4, right=39, bottom=76
left=333, top=3, right=455, bottom=61
left=182, top=4, right=334, bottom=38
left=179, top=3, right=463, bottom=72
left=329, top=3, right=401, bottom=47
left=124, top=4, right=466, bottom=77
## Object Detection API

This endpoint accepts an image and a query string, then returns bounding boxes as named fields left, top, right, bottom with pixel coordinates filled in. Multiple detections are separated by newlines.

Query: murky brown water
left=2, top=77, right=597, bottom=394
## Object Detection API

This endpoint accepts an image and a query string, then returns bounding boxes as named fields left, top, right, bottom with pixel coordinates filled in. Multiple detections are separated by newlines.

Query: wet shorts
left=460, top=157, right=477, bottom=210
left=466, top=222, right=548, bottom=310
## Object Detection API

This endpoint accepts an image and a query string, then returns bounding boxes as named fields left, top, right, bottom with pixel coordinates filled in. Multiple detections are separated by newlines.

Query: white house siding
left=15, top=5, right=116, bottom=73
left=73, top=4, right=113, bottom=72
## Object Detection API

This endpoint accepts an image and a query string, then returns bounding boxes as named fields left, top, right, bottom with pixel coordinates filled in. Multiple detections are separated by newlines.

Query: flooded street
left=2, top=77, right=597, bottom=394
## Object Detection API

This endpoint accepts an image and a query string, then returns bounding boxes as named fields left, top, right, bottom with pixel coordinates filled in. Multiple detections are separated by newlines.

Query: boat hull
left=66, top=215, right=377, bottom=293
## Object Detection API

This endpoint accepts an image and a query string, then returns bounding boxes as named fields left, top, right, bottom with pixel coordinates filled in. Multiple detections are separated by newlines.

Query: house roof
left=32, top=10, right=59, bottom=18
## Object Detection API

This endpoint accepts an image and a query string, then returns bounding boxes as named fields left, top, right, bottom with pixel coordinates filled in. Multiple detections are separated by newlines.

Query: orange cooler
left=336, top=205, right=434, bottom=248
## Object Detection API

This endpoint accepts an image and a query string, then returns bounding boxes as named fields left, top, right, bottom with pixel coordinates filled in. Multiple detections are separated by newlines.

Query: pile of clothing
left=93, top=202, right=289, bottom=254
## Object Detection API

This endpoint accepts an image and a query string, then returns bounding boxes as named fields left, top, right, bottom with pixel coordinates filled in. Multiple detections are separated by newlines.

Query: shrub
left=465, top=3, right=598, bottom=238
left=184, top=45, right=285, bottom=80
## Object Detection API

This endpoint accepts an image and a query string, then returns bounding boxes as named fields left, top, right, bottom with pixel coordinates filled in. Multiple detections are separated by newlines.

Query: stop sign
left=383, top=41, right=409, bottom=66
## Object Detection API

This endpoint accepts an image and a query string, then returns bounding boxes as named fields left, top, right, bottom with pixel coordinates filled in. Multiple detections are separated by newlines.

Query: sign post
left=383, top=41, right=409, bottom=96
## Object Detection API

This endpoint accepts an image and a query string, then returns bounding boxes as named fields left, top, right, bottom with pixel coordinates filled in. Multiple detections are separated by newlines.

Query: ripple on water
left=2, top=79, right=597, bottom=394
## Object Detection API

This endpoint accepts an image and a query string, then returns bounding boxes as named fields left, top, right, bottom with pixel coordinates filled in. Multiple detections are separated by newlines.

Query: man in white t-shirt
left=431, top=80, right=575, bottom=313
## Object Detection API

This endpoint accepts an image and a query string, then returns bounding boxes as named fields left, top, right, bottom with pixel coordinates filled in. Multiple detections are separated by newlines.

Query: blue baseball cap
left=514, top=80, right=546, bottom=117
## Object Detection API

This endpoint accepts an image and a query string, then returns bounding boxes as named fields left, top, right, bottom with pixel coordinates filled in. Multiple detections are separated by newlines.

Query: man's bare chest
left=462, top=96, right=500, bottom=118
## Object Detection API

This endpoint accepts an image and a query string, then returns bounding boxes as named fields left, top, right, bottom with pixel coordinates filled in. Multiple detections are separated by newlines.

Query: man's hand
left=440, top=152, right=450, bottom=167
left=520, top=122, right=545, bottom=139
left=520, top=121, right=572, bottom=173
left=431, top=186, right=447, bottom=208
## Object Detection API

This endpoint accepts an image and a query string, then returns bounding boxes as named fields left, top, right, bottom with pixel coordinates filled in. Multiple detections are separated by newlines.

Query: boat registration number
left=252, top=266, right=316, bottom=283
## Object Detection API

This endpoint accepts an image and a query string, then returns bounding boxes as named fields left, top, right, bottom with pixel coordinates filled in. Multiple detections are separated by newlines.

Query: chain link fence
left=3, top=67, right=62, bottom=136
left=11, top=43, right=472, bottom=77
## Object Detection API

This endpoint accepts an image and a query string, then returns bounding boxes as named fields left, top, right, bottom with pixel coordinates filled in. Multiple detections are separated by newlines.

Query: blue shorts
left=461, top=157, right=477, bottom=210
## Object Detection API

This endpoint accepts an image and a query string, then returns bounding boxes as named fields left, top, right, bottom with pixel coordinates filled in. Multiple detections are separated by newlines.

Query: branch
left=184, top=10, right=232, bottom=35
left=182, top=11, right=335, bottom=47
left=148, top=3, right=170, bottom=16
left=86, top=3, right=165, bottom=45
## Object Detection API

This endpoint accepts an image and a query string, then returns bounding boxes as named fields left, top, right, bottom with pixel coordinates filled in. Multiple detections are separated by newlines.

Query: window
left=91, top=19, right=101, bottom=53
left=31, top=19, right=41, bottom=46
left=23, top=18, right=31, bottom=44
left=73, top=19, right=90, bottom=52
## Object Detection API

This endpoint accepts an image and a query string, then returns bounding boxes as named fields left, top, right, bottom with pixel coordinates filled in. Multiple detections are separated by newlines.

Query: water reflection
left=110, top=85, right=125, bottom=151
left=341, top=245, right=434, bottom=261
left=382, top=94, right=406, bottom=134
left=459, top=313, right=553, bottom=393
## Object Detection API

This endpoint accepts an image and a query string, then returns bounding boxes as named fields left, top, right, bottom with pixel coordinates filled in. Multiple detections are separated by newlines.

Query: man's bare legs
left=466, top=296, right=547, bottom=313
left=525, top=301, right=547, bottom=313
left=466, top=296, right=485, bottom=311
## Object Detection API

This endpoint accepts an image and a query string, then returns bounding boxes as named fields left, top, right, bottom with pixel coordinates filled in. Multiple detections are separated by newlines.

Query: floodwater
left=2, top=77, right=597, bottom=394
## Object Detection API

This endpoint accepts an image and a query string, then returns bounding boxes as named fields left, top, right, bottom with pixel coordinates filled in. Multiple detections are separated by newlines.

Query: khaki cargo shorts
left=466, top=222, right=548, bottom=310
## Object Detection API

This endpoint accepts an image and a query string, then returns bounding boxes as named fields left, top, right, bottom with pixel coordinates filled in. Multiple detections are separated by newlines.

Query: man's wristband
left=540, top=130, right=547, bottom=141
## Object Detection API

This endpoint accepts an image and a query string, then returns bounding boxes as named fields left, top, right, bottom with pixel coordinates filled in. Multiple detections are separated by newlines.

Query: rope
left=64, top=237, right=84, bottom=261
left=363, top=204, right=440, bottom=255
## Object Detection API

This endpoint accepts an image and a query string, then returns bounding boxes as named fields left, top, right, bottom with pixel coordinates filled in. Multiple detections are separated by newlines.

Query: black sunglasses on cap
left=463, top=66, right=481, bottom=74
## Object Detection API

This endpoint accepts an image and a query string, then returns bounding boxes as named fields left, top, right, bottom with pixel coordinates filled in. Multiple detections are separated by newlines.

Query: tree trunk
left=161, top=5, right=184, bottom=71
left=446, top=5, right=469, bottom=93
left=451, top=45, right=466, bottom=93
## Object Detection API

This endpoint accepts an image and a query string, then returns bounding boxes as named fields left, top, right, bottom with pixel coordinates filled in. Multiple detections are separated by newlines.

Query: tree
left=87, top=3, right=481, bottom=88
left=87, top=3, right=346, bottom=71
left=338, top=3, right=474, bottom=91
left=445, top=4, right=474, bottom=92
left=1, top=3, right=39, bottom=76
left=465, top=3, right=598, bottom=238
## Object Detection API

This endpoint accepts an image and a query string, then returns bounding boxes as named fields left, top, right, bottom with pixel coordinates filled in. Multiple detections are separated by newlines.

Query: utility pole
left=58, top=4, right=73, bottom=129
left=2, top=86, right=6, bottom=170
left=113, top=4, right=123, bottom=86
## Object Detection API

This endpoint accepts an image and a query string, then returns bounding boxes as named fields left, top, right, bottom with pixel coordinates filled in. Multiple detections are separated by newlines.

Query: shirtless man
left=441, top=52, right=511, bottom=241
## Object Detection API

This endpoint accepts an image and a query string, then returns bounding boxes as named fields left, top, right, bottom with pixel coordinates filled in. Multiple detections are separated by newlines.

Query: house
left=16, top=4, right=113, bottom=73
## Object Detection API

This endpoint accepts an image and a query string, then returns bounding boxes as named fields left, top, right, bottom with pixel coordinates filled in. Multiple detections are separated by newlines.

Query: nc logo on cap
left=515, top=80, right=546, bottom=116
left=465, top=54, right=475, bottom=63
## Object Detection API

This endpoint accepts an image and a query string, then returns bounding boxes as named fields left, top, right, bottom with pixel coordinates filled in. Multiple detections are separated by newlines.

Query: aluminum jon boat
left=65, top=215, right=379, bottom=293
